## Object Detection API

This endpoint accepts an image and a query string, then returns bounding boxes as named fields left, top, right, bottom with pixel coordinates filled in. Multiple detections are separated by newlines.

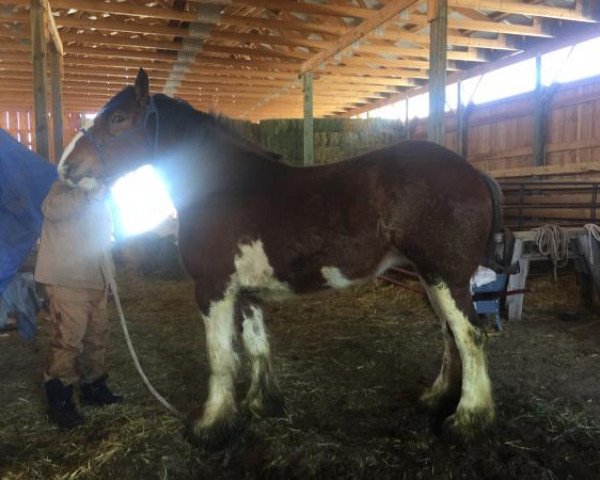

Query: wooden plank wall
left=1, top=109, right=85, bottom=161
left=411, top=73, right=600, bottom=182
left=1, top=110, right=35, bottom=151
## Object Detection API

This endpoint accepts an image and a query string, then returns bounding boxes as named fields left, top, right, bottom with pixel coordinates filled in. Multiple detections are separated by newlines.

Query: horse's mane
left=153, top=94, right=284, bottom=163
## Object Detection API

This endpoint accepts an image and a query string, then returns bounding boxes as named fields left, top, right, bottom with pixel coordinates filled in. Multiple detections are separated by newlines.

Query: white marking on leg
left=242, top=306, right=269, bottom=358
left=321, top=266, right=353, bottom=289
left=200, top=294, right=239, bottom=428
left=231, top=239, right=284, bottom=415
left=425, top=282, right=494, bottom=428
left=241, top=305, right=273, bottom=411
left=374, top=252, right=411, bottom=277
left=231, top=240, right=290, bottom=297
left=419, top=276, right=461, bottom=407
left=420, top=321, right=459, bottom=407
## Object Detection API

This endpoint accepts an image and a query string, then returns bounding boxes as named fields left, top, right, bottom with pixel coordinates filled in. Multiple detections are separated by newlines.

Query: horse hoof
left=244, top=391, right=287, bottom=419
left=418, top=391, right=460, bottom=419
left=185, top=414, right=247, bottom=450
left=417, top=392, right=439, bottom=414
left=441, top=407, right=495, bottom=439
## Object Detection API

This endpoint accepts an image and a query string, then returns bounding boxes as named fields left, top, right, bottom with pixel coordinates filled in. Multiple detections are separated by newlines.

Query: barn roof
left=0, top=0, right=598, bottom=121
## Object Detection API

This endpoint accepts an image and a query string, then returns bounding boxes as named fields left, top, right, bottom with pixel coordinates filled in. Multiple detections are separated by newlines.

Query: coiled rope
left=583, top=223, right=600, bottom=265
left=102, top=253, right=182, bottom=417
left=534, top=224, right=569, bottom=281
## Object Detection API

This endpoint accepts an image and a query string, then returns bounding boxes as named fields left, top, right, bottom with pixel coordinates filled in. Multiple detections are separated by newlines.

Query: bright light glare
left=544, top=37, right=600, bottom=85
left=408, top=93, right=429, bottom=119
left=364, top=35, right=600, bottom=120
left=111, top=165, right=176, bottom=237
left=471, top=59, right=536, bottom=105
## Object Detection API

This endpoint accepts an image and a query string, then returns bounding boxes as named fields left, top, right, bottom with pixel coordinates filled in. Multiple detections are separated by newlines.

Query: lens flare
left=110, top=165, right=175, bottom=237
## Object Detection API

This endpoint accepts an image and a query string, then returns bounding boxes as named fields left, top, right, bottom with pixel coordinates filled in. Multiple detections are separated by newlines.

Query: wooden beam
left=456, top=80, right=465, bottom=156
left=448, top=0, right=596, bottom=22
left=50, top=11, right=346, bottom=38
left=532, top=53, right=546, bottom=166
left=30, top=0, right=49, bottom=159
left=49, top=43, right=64, bottom=162
left=303, top=72, right=314, bottom=166
left=42, top=0, right=62, bottom=55
left=402, top=12, right=553, bottom=37
left=214, top=0, right=372, bottom=20
left=428, top=0, right=448, bottom=145
left=50, top=0, right=207, bottom=23
left=300, top=0, right=420, bottom=74
left=486, top=161, right=600, bottom=179
left=344, top=24, right=600, bottom=117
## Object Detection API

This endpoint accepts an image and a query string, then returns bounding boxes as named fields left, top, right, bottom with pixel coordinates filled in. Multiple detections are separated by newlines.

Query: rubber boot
left=81, top=375, right=123, bottom=406
left=44, top=378, right=85, bottom=430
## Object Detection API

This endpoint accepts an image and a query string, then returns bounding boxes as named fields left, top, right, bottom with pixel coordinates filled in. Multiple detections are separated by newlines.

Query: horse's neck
left=156, top=121, right=283, bottom=207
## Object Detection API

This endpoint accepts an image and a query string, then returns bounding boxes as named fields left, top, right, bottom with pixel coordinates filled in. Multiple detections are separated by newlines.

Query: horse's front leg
left=188, top=295, right=243, bottom=447
left=238, top=296, right=285, bottom=418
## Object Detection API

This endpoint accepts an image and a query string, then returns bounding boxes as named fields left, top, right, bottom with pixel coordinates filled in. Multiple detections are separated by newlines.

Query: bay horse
left=59, top=69, right=501, bottom=446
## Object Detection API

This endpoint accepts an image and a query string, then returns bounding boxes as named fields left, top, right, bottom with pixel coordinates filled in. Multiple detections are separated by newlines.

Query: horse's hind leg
left=188, top=295, right=242, bottom=447
left=418, top=317, right=462, bottom=421
left=238, top=299, right=285, bottom=418
left=423, top=281, right=494, bottom=436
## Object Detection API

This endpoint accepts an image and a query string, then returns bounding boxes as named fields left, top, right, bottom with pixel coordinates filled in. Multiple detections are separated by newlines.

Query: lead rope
left=534, top=224, right=569, bottom=281
left=583, top=223, right=600, bottom=265
left=102, top=252, right=182, bottom=417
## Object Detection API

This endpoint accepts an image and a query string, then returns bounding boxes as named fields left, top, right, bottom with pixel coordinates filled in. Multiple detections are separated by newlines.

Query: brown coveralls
left=35, top=181, right=113, bottom=385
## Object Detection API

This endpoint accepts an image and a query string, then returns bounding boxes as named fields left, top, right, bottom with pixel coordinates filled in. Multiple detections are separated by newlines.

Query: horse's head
left=59, top=68, right=154, bottom=189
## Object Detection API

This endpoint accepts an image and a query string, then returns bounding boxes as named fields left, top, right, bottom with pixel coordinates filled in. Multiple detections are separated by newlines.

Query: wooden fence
left=501, top=180, right=599, bottom=229
left=410, top=73, right=600, bottom=182
left=0, top=110, right=85, bottom=162
left=1, top=110, right=35, bottom=151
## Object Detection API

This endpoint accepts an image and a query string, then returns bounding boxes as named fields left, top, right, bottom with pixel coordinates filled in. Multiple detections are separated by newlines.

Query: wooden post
left=577, top=235, right=600, bottom=293
left=30, top=0, right=49, bottom=160
left=303, top=72, right=314, bottom=166
left=404, top=95, right=411, bottom=140
left=49, top=43, right=64, bottom=163
left=506, top=239, right=530, bottom=321
left=532, top=53, right=546, bottom=166
left=456, top=80, right=464, bottom=156
left=427, top=0, right=448, bottom=145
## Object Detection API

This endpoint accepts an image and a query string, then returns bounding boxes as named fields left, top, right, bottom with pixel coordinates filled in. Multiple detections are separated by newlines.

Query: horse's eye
left=112, top=114, right=126, bottom=124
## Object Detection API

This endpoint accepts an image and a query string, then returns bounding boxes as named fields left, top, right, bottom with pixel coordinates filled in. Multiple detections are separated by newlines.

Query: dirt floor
left=1, top=271, right=600, bottom=480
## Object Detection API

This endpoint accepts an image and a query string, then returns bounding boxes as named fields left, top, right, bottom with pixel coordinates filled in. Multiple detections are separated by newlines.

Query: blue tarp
left=0, top=128, right=57, bottom=294
left=0, top=272, right=38, bottom=340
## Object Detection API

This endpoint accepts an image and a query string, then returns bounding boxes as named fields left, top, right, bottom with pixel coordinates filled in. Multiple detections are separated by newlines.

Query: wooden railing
left=501, top=181, right=600, bottom=229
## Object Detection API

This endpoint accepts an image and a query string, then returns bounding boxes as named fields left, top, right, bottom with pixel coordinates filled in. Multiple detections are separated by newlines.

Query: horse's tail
left=481, top=172, right=503, bottom=236
left=479, top=172, right=517, bottom=273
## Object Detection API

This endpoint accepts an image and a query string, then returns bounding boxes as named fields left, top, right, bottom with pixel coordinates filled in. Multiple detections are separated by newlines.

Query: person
left=35, top=179, right=122, bottom=430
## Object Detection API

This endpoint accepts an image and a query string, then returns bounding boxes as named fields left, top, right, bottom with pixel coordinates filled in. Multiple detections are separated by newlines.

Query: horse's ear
left=134, top=68, right=149, bottom=106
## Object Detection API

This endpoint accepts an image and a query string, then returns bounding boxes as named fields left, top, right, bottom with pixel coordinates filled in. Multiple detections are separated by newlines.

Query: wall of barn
left=408, top=73, right=600, bottom=182
left=0, top=110, right=85, bottom=163
left=404, top=75, right=600, bottom=228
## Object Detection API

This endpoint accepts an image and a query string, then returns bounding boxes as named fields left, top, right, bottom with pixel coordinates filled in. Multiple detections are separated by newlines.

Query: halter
left=78, top=95, right=159, bottom=169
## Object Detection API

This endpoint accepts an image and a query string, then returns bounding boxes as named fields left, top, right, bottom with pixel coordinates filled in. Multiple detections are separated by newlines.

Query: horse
left=59, top=68, right=501, bottom=447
